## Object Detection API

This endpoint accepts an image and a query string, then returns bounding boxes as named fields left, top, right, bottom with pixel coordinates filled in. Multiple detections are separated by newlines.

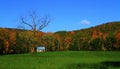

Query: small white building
left=36, top=46, right=45, bottom=52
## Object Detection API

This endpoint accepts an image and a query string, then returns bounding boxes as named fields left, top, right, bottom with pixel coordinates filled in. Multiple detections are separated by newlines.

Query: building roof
left=37, top=46, right=45, bottom=50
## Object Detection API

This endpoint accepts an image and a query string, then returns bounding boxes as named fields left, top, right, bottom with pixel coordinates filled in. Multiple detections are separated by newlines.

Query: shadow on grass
left=60, top=61, right=120, bottom=69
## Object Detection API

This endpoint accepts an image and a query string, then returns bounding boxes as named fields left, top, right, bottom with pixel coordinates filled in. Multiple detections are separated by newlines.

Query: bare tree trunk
left=20, top=11, right=51, bottom=53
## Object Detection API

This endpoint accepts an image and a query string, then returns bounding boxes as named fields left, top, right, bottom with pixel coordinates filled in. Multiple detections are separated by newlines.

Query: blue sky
left=0, top=0, right=120, bottom=32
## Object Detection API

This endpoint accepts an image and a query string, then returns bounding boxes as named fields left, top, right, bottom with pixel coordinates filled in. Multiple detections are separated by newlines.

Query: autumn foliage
left=0, top=22, right=120, bottom=54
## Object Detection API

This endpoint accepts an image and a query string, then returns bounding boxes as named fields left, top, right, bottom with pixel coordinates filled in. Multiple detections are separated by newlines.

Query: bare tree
left=20, top=12, right=51, bottom=32
left=20, top=12, right=51, bottom=53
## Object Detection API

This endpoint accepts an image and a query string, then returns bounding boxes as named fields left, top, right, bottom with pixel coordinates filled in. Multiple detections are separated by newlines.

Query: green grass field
left=0, top=51, right=120, bottom=69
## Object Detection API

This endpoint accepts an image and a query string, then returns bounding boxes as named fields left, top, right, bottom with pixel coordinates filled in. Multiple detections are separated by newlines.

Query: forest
left=0, top=22, right=120, bottom=54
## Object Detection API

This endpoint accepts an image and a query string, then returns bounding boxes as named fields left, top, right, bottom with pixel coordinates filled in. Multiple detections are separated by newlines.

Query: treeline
left=0, top=22, right=120, bottom=54
left=0, top=28, right=44, bottom=54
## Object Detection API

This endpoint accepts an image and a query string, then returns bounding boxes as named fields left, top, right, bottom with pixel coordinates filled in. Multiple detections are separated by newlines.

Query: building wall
left=37, top=49, right=45, bottom=52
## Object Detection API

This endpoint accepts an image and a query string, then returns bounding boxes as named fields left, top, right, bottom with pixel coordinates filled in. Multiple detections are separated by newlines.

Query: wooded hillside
left=0, top=22, right=120, bottom=54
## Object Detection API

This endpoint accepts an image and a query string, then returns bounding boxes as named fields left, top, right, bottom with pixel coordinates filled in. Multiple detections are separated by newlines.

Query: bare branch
left=38, top=16, right=51, bottom=31
left=20, top=11, right=51, bottom=32
left=29, top=14, right=37, bottom=31
left=20, top=16, right=34, bottom=30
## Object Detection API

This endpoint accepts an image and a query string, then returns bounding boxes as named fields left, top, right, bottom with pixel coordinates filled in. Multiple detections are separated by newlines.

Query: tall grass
left=0, top=51, right=120, bottom=69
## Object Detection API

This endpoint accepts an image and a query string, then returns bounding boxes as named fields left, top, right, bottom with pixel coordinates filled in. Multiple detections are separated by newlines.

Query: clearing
left=0, top=51, right=120, bottom=69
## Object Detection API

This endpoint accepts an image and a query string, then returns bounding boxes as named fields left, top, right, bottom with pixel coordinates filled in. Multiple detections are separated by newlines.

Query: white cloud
left=80, top=19, right=91, bottom=25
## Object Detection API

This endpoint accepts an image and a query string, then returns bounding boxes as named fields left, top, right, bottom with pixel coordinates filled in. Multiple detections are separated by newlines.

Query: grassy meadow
left=0, top=51, right=120, bottom=69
